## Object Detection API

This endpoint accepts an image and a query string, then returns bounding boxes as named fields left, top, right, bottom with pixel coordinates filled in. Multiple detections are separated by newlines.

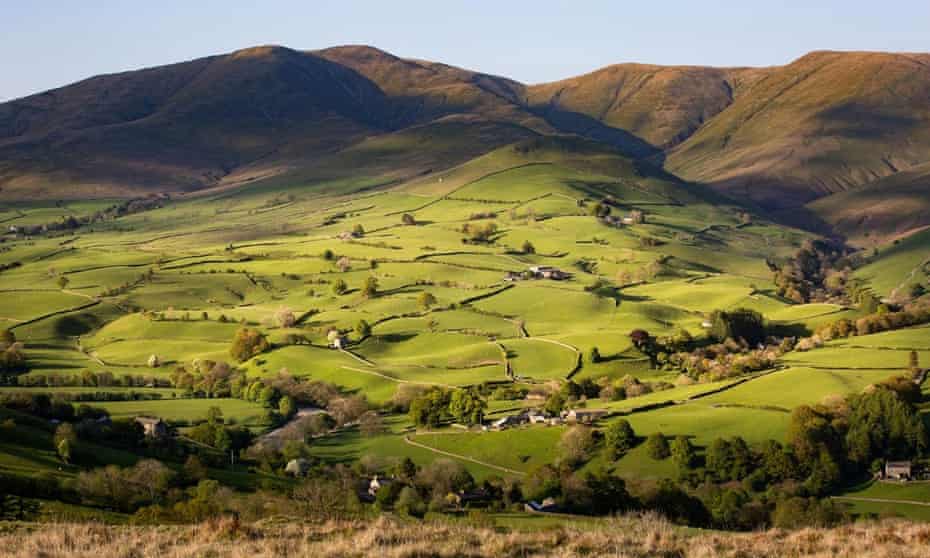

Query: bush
left=709, top=308, right=766, bottom=345
left=604, top=419, right=636, bottom=459
left=229, top=328, right=270, bottom=362
left=646, top=432, right=670, bottom=460
left=559, top=426, right=596, bottom=468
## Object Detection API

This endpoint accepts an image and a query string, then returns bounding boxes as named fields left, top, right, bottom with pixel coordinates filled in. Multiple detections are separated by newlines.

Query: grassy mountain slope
left=316, top=45, right=547, bottom=132
left=853, top=227, right=930, bottom=298
left=0, top=46, right=396, bottom=199
left=807, top=161, right=930, bottom=243
left=666, top=51, right=930, bottom=210
left=524, top=64, right=745, bottom=150
left=223, top=116, right=539, bottom=196
left=4, top=44, right=930, bottom=245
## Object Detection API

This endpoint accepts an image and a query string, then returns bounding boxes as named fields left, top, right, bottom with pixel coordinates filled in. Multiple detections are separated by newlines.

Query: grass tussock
left=4, top=514, right=930, bottom=558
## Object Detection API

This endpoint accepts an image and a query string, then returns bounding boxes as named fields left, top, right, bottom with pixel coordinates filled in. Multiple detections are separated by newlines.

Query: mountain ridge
left=2, top=45, right=930, bottom=242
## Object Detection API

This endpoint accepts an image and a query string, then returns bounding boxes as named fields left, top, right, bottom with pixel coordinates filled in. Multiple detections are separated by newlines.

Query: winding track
left=403, top=434, right=526, bottom=476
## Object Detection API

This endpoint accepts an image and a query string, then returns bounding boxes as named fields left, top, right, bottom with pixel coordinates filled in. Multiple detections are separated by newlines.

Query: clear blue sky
left=4, top=0, right=929, bottom=101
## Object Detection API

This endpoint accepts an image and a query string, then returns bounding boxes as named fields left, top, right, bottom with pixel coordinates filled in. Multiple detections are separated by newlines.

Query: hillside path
left=339, top=365, right=455, bottom=388
left=889, top=255, right=930, bottom=301
left=403, top=434, right=526, bottom=477
left=832, top=496, right=930, bottom=507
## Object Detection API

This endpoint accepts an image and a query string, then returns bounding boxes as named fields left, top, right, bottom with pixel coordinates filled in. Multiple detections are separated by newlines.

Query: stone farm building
left=134, top=416, right=168, bottom=438
left=504, top=266, right=569, bottom=282
left=529, top=265, right=568, bottom=280
left=564, top=408, right=609, bottom=424
left=885, top=461, right=912, bottom=481
left=368, top=475, right=394, bottom=497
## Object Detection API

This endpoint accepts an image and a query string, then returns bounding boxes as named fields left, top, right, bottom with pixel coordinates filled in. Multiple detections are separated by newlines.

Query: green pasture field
left=780, top=347, right=930, bottom=370
left=699, top=367, right=895, bottom=409
left=826, top=324, right=930, bottom=350
left=840, top=481, right=930, bottom=502
left=3, top=137, right=928, bottom=511
left=836, top=499, right=930, bottom=521
left=854, top=228, right=930, bottom=297
left=0, top=290, right=92, bottom=322
left=836, top=481, right=930, bottom=521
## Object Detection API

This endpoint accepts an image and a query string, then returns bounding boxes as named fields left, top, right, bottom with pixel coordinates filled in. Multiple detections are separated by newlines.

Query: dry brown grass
left=4, top=513, right=930, bottom=558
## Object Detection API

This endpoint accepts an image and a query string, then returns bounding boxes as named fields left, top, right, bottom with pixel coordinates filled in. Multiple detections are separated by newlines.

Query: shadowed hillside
left=316, top=45, right=547, bottom=132
left=0, top=46, right=395, bottom=199
left=666, top=51, right=930, bottom=210
left=808, top=161, right=930, bottom=243
left=525, top=63, right=747, bottom=150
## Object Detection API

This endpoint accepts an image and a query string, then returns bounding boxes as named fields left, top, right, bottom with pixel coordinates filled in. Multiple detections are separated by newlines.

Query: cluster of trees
left=364, top=458, right=488, bottom=517
left=0, top=261, right=23, bottom=274
left=0, top=330, right=25, bottom=373
left=0, top=394, right=162, bottom=466
left=707, top=309, right=766, bottom=346
left=540, top=377, right=648, bottom=414
left=589, top=201, right=612, bottom=218
left=169, top=359, right=241, bottom=398
left=8, top=369, right=172, bottom=389
left=524, top=464, right=635, bottom=516
left=668, top=338, right=787, bottom=382
left=408, top=387, right=487, bottom=427
left=229, top=327, right=270, bottom=362
left=808, top=300, right=930, bottom=344
left=549, top=420, right=848, bottom=529
left=8, top=196, right=167, bottom=238
left=460, top=222, right=498, bottom=244
left=1, top=392, right=90, bottom=422
left=186, top=407, right=253, bottom=463
left=787, top=378, right=928, bottom=493
left=362, top=276, right=379, bottom=298
left=417, top=291, right=437, bottom=310
left=76, top=459, right=233, bottom=521
left=770, top=239, right=855, bottom=303
left=626, top=311, right=783, bottom=381
left=615, top=260, right=665, bottom=286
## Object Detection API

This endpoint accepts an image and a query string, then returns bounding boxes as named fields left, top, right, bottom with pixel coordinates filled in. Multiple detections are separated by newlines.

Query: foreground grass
left=3, top=514, right=930, bottom=557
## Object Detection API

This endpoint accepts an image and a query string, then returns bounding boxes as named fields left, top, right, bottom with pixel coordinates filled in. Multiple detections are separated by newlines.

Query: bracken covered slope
left=807, top=161, right=930, bottom=243
left=4, top=515, right=930, bottom=558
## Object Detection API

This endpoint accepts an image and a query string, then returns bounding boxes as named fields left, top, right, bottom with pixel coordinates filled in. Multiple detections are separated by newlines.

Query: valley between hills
left=1, top=45, right=930, bottom=548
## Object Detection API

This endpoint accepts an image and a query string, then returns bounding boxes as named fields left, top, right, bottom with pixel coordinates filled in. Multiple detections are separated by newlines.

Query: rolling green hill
left=4, top=129, right=930, bottom=526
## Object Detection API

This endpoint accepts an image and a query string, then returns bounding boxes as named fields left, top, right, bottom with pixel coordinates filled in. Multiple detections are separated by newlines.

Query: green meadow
left=2, top=137, right=928, bottom=519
